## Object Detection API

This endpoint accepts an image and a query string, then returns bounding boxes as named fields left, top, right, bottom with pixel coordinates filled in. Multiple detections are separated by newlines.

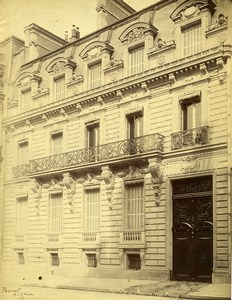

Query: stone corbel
left=101, top=166, right=115, bottom=210
left=31, top=179, right=42, bottom=215
left=148, top=160, right=163, bottom=207
left=116, top=90, right=123, bottom=100
left=141, top=82, right=149, bottom=93
left=169, top=73, right=176, bottom=84
left=25, top=119, right=32, bottom=127
left=216, top=58, right=224, bottom=70
left=60, top=108, right=67, bottom=117
left=62, top=172, right=76, bottom=213
left=97, top=96, right=104, bottom=106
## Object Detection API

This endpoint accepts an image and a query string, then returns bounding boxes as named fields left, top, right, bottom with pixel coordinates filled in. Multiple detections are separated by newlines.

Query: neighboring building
left=0, top=0, right=231, bottom=284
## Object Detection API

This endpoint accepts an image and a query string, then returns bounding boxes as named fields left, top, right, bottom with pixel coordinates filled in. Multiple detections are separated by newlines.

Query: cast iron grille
left=86, top=253, right=97, bottom=268
left=171, top=126, right=208, bottom=150
left=12, top=133, right=164, bottom=177
left=127, top=254, right=141, bottom=270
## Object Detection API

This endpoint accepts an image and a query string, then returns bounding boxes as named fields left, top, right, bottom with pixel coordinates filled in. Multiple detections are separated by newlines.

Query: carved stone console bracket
left=30, top=179, right=42, bottom=215
left=101, top=166, right=115, bottom=210
left=148, top=159, right=163, bottom=207
left=62, top=172, right=76, bottom=213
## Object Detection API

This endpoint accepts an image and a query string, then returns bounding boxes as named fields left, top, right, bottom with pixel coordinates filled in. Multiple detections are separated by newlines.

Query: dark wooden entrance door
left=172, top=176, right=213, bottom=282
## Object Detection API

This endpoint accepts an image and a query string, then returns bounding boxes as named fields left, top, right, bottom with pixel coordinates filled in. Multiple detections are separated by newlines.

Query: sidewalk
left=1, top=274, right=231, bottom=300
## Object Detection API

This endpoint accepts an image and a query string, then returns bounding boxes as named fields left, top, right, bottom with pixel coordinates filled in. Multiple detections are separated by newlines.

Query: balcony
left=171, top=126, right=209, bottom=150
left=119, top=230, right=145, bottom=249
left=12, top=133, right=164, bottom=178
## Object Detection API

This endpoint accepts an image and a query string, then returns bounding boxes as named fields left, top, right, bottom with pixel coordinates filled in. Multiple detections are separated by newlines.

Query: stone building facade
left=0, top=0, right=231, bottom=283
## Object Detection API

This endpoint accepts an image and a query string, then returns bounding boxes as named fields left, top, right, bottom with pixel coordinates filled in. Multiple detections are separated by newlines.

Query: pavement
left=1, top=274, right=231, bottom=300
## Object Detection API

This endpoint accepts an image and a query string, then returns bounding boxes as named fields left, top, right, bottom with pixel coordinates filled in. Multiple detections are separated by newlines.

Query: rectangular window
left=182, top=22, right=202, bottom=56
left=125, top=183, right=144, bottom=230
left=181, top=98, right=201, bottom=130
left=50, top=253, right=59, bottom=266
left=51, top=132, right=63, bottom=155
left=127, top=112, right=143, bottom=139
left=21, top=89, right=31, bottom=111
left=18, top=141, right=29, bottom=164
left=89, top=63, right=101, bottom=89
left=55, top=77, right=65, bottom=101
left=49, top=193, right=62, bottom=234
left=86, top=122, right=99, bottom=162
left=16, top=197, right=28, bottom=236
left=129, top=46, right=144, bottom=75
left=86, top=253, right=97, bottom=268
left=127, top=253, right=141, bottom=270
left=85, top=188, right=100, bottom=232
left=18, top=252, right=25, bottom=264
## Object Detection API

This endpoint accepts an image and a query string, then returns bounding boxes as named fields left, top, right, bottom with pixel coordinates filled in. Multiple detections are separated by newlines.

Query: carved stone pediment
left=79, top=41, right=114, bottom=60
left=46, top=58, right=76, bottom=74
left=119, top=22, right=158, bottom=44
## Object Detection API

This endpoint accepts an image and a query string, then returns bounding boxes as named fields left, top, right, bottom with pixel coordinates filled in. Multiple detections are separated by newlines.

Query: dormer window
left=129, top=45, right=144, bottom=75
left=55, top=76, right=65, bottom=101
left=182, top=21, right=202, bottom=56
left=89, top=62, right=101, bottom=89
left=21, top=89, right=31, bottom=111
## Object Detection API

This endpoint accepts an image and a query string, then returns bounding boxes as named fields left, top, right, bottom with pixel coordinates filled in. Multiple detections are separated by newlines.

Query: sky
left=0, top=0, right=157, bottom=42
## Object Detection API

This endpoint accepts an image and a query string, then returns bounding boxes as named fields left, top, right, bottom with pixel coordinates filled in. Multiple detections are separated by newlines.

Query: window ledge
left=32, top=88, right=50, bottom=100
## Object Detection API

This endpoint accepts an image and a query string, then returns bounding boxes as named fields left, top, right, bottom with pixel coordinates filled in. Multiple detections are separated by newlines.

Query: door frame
left=166, top=172, right=216, bottom=281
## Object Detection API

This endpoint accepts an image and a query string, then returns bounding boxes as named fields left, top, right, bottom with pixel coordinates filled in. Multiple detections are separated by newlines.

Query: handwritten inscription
left=1, top=287, right=34, bottom=296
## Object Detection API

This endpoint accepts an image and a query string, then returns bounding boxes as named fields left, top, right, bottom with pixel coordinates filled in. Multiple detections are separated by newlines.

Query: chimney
left=64, top=31, right=69, bottom=42
left=69, top=25, right=80, bottom=42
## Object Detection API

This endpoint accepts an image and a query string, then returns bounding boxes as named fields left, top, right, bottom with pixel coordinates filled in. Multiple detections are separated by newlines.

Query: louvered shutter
left=183, top=23, right=202, bottom=56
left=49, top=193, right=62, bottom=233
left=16, top=197, right=28, bottom=235
left=85, top=188, right=100, bottom=231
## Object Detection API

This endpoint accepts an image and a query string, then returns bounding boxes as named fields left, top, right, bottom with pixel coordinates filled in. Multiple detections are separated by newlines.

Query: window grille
left=18, top=141, right=29, bottom=165
left=86, top=253, right=97, bottom=268
left=89, top=63, right=101, bottom=89
left=55, top=77, right=65, bottom=101
left=182, top=23, right=202, bottom=56
left=51, top=132, right=63, bottom=155
left=129, top=46, right=144, bottom=75
left=127, top=253, right=141, bottom=270
left=49, top=193, right=62, bottom=234
left=16, top=197, right=28, bottom=235
left=50, top=253, right=59, bottom=266
left=125, top=183, right=144, bottom=230
left=18, top=252, right=25, bottom=264
left=85, top=188, right=100, bottom=232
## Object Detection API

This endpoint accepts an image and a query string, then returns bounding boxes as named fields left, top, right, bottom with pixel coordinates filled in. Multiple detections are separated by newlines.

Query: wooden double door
left=172, top=176, right=213, bottom=282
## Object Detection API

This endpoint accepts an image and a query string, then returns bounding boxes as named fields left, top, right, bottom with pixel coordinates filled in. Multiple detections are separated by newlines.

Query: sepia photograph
left=0, top=0, right=231, bottom=299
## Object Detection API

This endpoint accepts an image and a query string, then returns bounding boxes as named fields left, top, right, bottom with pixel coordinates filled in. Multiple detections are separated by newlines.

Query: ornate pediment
left=119, top=22, right=158, bottom=44
left=170, top=0, right=216, bottom=23
left=46, top=58, right=76, bottom=74
left=16, top=72, right=41, bottom=88
left=79, top=41, right=114, bottom=60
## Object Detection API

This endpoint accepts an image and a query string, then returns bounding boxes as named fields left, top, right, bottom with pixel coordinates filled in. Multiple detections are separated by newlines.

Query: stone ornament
left=51, top=61, right=65, bottom=74
left=43, top=178, right=63, bottom=191
left=127, top=27, right=144, bottom=42
left=101, top=167, right=115, bottom=210
left=62, top=173, right=76, bottom=213
left=148, top=162, right=163, bottom=207
left=31, top=179, right=42, bottom=215
left=180, top=155, right=200, bottom=174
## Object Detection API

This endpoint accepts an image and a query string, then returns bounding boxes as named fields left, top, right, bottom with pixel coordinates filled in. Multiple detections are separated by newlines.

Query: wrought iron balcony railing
left=12, top=133, right=164, bottom=178
left=171, top=126, right=209, bottom=150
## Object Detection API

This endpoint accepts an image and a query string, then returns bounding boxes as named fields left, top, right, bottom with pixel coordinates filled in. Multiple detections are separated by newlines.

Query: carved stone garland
left=101, top=166, right=115, bottom=210
left=148, top=161, right=163, bottom=207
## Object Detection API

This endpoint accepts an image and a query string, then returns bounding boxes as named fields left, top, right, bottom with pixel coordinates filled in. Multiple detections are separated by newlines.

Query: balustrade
left=47, top=233, right=60, bottom=243
left=171, top=126, right=209, bottom=150
left=120, top=230, right=145, bottom=243
left=13, top=133, right=164, bottom=178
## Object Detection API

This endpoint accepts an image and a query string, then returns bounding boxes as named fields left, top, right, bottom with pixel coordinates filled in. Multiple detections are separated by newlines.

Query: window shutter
left=85, top=188, right=100, bottom=231
left=16, top=197, right=28, bottom=235
left=130, top=47, right=144, bottom=75
left=55, top=77, right=65, bottom=101
left=183, top=23, right=202, bottom=56
left=49, top=193, right=62, bottom=233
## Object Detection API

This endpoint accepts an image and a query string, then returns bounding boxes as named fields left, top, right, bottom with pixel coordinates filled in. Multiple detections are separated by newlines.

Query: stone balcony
left=171, top=126, right=209, bottom=150
left=78, top=232, right=101, bottom=249
left=12, top=133, right=164, bottom=178
left=119, top=230, right=146, bottom=249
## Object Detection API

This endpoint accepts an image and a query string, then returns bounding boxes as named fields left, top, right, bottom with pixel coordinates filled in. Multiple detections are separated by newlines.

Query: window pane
left=126, top=183, right=144, bottom=230
left=183, top=23, right=202, bottom=56
left=49, top=193, right=62, bottom=233
left=85, top=189, right=100, bottom=231
left=89, top=63, right=101, bottom=89
left=51, top=132, right=63, bottom=155
left=129, top=47, right=144, bottom=75
left=55, top=77, right=65, bottom=101
left=16, top=197, right=28, bottom=235
left=18, top=141, right=28, bottom=164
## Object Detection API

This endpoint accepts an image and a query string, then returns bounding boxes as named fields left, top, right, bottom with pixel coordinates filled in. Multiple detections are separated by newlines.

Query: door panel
left=172, top=177, right=213, bottom=282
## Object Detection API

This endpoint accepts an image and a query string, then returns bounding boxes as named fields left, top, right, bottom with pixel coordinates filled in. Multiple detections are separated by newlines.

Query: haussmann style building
left=0, top=0, right=231, bottom=284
